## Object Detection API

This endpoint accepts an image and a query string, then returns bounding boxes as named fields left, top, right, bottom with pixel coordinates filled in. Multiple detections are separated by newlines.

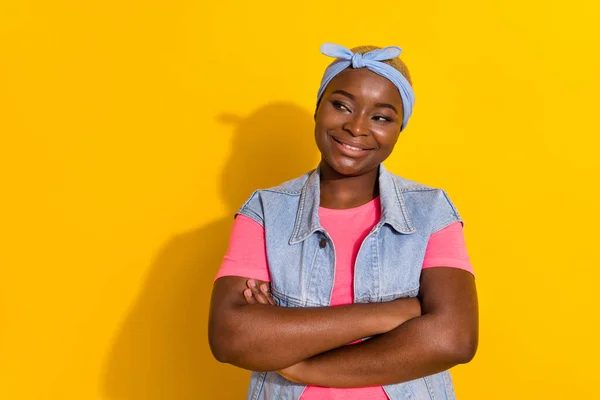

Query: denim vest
left=237, top=164, right=462, bottom=400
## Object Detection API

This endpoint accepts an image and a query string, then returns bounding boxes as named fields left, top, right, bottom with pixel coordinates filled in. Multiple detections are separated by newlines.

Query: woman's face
left=314, top=68, right=404, bottom=177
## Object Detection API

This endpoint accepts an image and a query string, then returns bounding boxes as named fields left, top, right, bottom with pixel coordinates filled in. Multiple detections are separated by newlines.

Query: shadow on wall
left=102, top=102, right=318, bottom=400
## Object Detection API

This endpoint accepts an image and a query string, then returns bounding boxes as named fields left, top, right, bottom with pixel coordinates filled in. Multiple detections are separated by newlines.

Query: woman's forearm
left=209, top=277, right=420, bottom=372
left=283, top=268, right=478, bottom=387
left=284, top=312, right=477, bottom=387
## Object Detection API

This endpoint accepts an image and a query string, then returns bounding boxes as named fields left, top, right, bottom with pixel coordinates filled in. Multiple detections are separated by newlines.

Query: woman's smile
left=329, top=134, right=375, bottom=157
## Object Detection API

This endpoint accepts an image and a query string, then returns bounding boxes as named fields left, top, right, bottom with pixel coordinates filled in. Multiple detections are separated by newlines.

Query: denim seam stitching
left=377, top=287, right=420, bottom=302
left=431, top=216, right=460, bottom=234
left=261, top=188, right=303, bottom=195
left=305, top=237, right=327, bottom=306
left=443, top=370, right=455, bottom=398
left=250, top=371, right=266, bottom=400
left=272, top=287, right=317, bottom=307
left=290, top=175, right=312, bottom=243
left=441, top=189, right=461, bottom=220
left=373, top=231, right=381, bottom=300
left=423, top=376, right=435, bottom=400
left=237, top=209, right=265, bottom=227
left=392, top=179, right=416, bottom=233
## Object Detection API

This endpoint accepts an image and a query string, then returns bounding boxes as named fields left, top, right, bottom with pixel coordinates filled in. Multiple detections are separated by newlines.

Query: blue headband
left=316, top=43, right=415, bottom=131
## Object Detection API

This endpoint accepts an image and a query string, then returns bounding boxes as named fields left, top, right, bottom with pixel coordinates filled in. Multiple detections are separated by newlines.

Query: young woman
left=209, top=43, right=478, bottom=400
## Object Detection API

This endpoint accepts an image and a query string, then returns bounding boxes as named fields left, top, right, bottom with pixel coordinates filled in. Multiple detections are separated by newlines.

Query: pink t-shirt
left=215, top=196, right=473, bottom=399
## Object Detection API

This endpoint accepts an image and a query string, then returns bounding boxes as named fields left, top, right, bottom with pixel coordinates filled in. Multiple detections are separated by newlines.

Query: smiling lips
left=331, top=136, right=375, bottom=152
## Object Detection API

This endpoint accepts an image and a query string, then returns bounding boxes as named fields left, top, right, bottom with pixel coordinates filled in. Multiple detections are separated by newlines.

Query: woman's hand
left=278, top=361, right=308, bottom=383
left=243, top=279, right=275, bottom=305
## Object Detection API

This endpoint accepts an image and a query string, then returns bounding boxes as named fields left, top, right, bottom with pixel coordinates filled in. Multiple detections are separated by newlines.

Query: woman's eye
left=331, top=101, right=350, bottom=112
left=373, top=116, right=392, bottom=122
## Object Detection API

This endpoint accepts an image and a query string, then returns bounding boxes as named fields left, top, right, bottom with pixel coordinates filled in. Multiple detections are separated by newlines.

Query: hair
left=350, top=45, right=412, bottom=86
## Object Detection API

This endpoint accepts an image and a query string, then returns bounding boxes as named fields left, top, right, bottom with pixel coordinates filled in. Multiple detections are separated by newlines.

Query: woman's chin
left=324, top=159, right=368, bottom=177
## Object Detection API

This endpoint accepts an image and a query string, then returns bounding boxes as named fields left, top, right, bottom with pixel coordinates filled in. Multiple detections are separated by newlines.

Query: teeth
left=343, top=143, right=363, bottom=151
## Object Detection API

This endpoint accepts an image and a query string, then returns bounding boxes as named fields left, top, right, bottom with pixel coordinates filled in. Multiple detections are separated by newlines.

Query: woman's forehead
left=325, top=68, right=403, bottom=105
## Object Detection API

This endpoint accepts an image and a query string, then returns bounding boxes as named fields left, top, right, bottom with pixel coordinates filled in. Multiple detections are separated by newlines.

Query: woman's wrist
left=377, top=297, right=422, bottom=333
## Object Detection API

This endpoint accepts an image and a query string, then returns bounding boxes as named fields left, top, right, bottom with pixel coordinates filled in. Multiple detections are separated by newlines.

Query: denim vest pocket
left=379, top=287, right=420, bottom=302
left=271, top=287, right=305, bottom=308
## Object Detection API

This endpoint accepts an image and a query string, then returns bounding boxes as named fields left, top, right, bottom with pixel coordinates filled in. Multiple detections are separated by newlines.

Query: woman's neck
left=319, top=161, right=380, bottom=209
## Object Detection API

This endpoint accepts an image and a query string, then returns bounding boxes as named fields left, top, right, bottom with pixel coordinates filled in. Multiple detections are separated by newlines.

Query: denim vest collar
left=289, top=163, right=416, bottom=244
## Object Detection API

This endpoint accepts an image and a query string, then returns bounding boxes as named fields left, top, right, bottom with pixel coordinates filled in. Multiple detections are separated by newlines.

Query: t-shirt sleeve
left=422, top=221, right=474, bottom=275
left=214, top=214, right=271, bottom=282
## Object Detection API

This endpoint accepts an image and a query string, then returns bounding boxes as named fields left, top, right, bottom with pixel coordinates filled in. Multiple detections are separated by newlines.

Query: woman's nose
left=342, top=113, right=369, bottom=137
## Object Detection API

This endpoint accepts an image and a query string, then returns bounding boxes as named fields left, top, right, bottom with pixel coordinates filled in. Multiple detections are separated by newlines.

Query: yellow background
left=1, top=0, right=599, bottom=399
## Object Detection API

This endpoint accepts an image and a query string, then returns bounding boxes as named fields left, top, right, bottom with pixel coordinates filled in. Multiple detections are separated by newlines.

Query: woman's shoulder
left=384, top=167, right=439, bottom=193
left=384, top=168, right=461, bottom=222
left=236, top=171, right=314, bottom=226
left=238, top=170, right=314, bottom=210
left=259, top=170, right=315, bottom=196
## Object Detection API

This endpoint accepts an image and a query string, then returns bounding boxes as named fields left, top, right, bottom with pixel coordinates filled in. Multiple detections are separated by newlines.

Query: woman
left=209, top=43, right=478, bottom=399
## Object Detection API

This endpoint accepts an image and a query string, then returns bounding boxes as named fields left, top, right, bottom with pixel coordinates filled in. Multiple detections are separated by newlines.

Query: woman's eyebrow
left=332, top=90, right=398, bottom=115
left=332, top=90, right=355, bottom=100
left=375, top=103, right=398, bottom=114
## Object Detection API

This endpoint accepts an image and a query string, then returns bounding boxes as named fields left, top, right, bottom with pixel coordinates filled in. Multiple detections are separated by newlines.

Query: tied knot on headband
left=317, top=43, right=415, bottom=131
left=351, top=52, right=365, bottom=68
left=321, top=43, right=403, bottom=65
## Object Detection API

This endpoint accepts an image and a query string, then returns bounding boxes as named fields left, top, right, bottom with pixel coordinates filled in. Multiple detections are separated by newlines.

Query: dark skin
left=210, top=275, right=420, bottom=371
left=315, top=68, right=404, bottom=209
left=209, top=68, right=479, bottom=386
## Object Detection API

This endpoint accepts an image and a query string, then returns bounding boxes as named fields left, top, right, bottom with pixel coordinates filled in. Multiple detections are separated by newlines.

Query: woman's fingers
left=243, top=288, right=257, bottom=304
left=260, top=283, right=276, bottom=305
left=246, top=279, right=272, bottom=305
left=246, top=279, right=275, bottom=305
